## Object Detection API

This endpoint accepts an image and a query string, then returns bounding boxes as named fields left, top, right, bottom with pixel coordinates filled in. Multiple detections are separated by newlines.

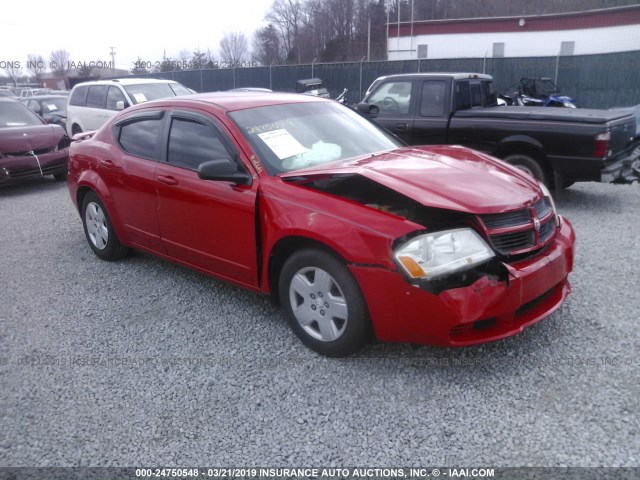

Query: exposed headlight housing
left=394, top=228, right=495, bottom=280
left=538, top=181, right=561, bottom=227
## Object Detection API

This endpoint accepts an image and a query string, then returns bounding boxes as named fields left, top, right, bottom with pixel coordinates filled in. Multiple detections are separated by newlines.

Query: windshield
left=124, top=82, right=191, bottom=105
left=229, top=102, right=403, bottom=175
left=0, top=102, right=43, bottom=127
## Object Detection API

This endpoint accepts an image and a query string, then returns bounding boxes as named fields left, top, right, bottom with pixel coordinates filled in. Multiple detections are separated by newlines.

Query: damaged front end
left=283, top=171, right=575, bottom=347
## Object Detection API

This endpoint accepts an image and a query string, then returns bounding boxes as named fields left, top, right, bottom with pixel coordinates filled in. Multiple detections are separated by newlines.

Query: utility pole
left=109, top=47, right=116, bottom=69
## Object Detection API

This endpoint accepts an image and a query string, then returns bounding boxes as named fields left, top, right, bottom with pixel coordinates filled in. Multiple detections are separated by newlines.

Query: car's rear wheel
left=279, top=249, right=372, bottom=357
left=81, top=191, right=129, bottom=261
left=504, top=153, right=547, bottom=185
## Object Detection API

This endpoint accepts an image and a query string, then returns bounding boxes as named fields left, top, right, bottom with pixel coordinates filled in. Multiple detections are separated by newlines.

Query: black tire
left=53, top=172, right=67, bottom=182
left=504, top=153, right=547, bottom=185
left=81, top=191, right=129, bottom=261
left=279, top=249, right=372, bottom=357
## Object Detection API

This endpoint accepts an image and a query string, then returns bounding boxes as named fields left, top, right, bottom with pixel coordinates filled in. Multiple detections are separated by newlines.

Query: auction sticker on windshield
left=258, top=129, right=308, bottom=159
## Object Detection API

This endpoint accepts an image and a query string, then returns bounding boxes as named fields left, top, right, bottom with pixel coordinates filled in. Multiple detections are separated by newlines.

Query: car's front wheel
left=81, top=191, right=129, bottom=261
left=279, top=249, right=372, bottom=357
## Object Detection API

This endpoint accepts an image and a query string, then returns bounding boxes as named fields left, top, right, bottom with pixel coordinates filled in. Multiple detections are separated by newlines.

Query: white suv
left=66, top=78, right=191, bottom=136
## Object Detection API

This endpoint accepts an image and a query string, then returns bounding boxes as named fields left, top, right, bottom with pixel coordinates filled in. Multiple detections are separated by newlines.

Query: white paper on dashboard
left=258, top=129, right=308, bottom=160
left=133, top=93, right=147, bottom=103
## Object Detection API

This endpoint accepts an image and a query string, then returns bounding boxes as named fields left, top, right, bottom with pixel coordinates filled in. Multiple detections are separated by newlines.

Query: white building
left=387, top=5, right=640, bottom=60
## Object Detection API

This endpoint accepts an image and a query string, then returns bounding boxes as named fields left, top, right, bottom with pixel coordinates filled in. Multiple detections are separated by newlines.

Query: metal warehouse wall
left=132, top=51, right=640, bottom=109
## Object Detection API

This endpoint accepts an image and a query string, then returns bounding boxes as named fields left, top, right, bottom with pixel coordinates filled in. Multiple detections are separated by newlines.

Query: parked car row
left=0, top=78, right=193, bottom=186
left=5, top=71, right=638, bottom=357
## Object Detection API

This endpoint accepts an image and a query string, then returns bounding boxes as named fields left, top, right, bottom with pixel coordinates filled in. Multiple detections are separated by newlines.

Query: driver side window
left=167, top=118, right=231, bottom=171
left=368, top=81, right=412, bottom=115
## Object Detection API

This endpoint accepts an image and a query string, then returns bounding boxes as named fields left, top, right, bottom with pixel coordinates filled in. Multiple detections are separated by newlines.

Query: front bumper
left=0, top=149, right=68, bottom=185
left=350, top=216, right=575, bottom=347
left=601, top=146, right=640, bottom=183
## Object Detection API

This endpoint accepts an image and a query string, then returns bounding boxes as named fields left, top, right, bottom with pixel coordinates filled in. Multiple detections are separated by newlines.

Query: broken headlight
left=394, top=228, right=494, bottom=280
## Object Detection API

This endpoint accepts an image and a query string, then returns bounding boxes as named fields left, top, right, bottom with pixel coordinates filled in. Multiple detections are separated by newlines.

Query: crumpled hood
left=281, top=146, right=542, bottom=214
left=0, top=124, right=65, bottom=154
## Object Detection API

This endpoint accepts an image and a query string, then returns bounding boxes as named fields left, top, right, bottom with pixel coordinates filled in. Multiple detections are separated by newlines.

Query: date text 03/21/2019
left=134, top=60, right=259, bottom=70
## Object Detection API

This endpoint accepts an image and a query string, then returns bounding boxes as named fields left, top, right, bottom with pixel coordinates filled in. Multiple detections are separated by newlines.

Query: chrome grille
left=480, top=209, right=530, bottom=229
left=479, top=198, right=557, bottom=256
left=534, top=198, right=552, bottom=218
left=539, top=217, right=555, bottom=242
left=490, top=230, right=534, bottom=252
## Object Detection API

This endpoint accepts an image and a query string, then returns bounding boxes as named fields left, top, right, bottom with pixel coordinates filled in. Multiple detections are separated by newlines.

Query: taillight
left=594, top=131, right=610, bottom=158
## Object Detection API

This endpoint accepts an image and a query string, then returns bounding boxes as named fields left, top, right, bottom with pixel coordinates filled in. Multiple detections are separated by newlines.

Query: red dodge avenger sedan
left=67, top=92, right=575, bottom=357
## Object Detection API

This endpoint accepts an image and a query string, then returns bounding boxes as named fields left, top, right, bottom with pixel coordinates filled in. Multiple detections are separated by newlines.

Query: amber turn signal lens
left=397, top=256, right=425, bottom=278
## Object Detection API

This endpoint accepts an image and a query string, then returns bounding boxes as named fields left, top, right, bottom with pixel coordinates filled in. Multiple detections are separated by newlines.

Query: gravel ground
left=0, top=178, right=638, bottom=468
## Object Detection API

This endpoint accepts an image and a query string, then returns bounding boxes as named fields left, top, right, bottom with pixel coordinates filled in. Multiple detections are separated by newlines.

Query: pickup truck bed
left=359, top=73, right=640, bottom=188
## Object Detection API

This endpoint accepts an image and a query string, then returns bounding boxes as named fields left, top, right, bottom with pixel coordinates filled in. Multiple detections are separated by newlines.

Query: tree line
left=3, top=0, right=636, bottom=83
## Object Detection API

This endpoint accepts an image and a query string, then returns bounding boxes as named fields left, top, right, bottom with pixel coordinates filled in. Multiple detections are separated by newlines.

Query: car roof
left=20, top=95, right=68, bottom=101
left=140, top=91, right=325, bottom=112
left=73, top=78, right=179, bottom=88
left=375, top=72, right=493, bottom=81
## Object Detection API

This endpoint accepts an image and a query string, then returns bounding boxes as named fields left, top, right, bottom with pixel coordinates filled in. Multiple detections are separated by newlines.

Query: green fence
left=133, top=51, right=640, bottom=109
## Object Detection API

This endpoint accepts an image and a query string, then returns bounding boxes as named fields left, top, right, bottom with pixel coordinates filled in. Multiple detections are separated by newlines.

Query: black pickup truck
left=357, top=73, right=640, bottom=188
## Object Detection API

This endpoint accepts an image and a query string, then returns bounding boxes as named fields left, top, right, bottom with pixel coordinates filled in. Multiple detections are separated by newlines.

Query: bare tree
left=267, top=0, right=306, bottom=63
left=191, top=48, right=208, bottom=69
left=252, top=24, right=282, bottom=65
left=49, top=50, right=70, bottom=76
left=219, top=32, right=248, bottom=64
left=3, top=62, right=23, bottom=87
left=26, top=54, right=47, bottom=85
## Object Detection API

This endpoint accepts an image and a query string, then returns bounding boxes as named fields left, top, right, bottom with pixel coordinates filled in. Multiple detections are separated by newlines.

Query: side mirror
left=116, top=100, right=125, bottom=111
left=198, top=157, right=252, bottom=185
left=356, top=102, right=379, bottom=118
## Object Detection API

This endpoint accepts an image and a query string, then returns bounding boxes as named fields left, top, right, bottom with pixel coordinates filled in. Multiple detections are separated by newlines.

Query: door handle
left=157, top=175, right=179, bottom=186
left=395, top=122, right=408, bottom=131
left=99, top=159, right=115, bottom=168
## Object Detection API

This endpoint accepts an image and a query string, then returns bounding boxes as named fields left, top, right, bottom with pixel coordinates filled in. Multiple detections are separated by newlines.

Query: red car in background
left=0, top=98, right=69, bottom=185
left=67, top=92, right=575, bottom=357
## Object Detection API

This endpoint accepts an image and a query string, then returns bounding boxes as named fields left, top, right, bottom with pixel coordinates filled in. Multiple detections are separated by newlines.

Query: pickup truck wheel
left=504, top=154, right=546, bottom=184
left=279, top=249, right=372, bottom=357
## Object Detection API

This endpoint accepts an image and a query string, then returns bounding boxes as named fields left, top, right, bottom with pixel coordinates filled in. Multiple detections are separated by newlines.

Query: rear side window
left=482, top=81, right=497, bottom=106
left=167, top=118, right=230, bottom=170
left=420, top=81, right=446, bottom=117
left=455, top=81, right=471, bottom=110
left=69, top=85, right=89, bottom=106
left=86, top=85, right=108, bottom=109
left=118, top=118, right=162, bottom=160
left=106, top=86, right=128, bottom=110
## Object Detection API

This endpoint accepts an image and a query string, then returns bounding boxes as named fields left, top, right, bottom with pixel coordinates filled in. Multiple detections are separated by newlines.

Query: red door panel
left=154, top=163, right=258, bottom=286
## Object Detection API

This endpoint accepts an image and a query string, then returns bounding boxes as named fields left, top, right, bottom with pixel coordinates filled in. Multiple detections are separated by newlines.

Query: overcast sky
left=1, top=0, right=275, bottom=73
